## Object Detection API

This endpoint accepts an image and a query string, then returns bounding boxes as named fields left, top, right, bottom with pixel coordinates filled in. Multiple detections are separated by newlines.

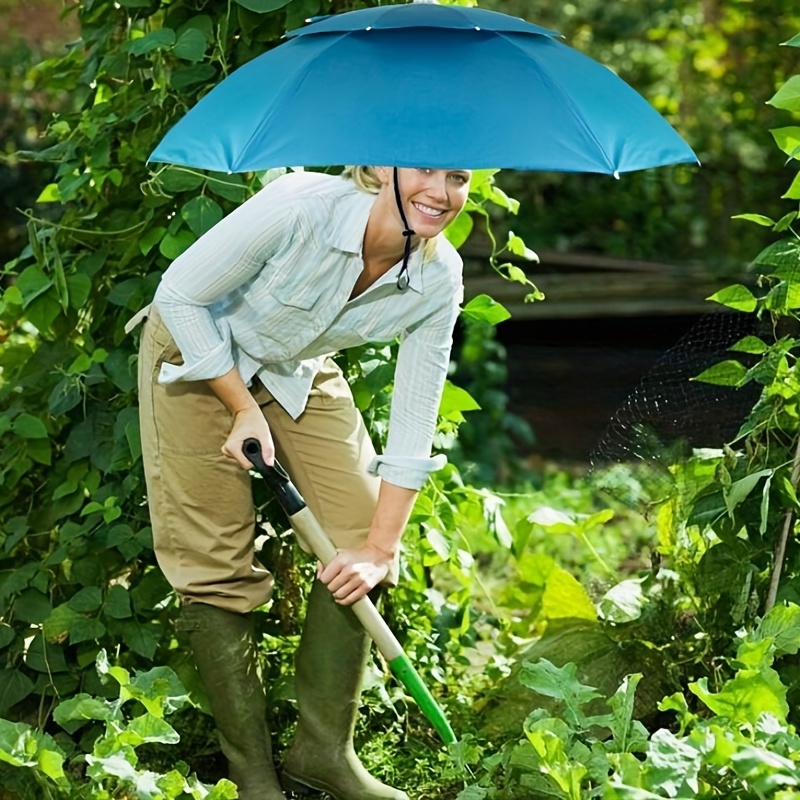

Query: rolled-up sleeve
left=367, top=290, right=462, bottom=490
left=153, top=177, right=301, bottom=383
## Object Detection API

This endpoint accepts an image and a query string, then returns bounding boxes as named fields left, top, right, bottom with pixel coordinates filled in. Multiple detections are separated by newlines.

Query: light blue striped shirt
left=152, top=171, right=464, bottom=490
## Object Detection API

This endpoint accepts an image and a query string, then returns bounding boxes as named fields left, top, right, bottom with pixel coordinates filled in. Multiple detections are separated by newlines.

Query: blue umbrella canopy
left=149, top=2, right=698, bottom=175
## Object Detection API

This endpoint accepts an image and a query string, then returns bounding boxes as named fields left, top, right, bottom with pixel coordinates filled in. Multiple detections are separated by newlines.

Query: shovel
left=242, top=437, right=457, bottom=746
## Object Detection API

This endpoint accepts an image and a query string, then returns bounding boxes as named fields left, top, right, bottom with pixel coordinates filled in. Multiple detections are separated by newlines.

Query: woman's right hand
left=222, top=406, right=275, bottom=470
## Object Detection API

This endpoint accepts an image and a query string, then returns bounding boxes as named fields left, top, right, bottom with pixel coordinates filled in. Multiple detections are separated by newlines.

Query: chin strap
left=393, top=167, right=415, bottom=292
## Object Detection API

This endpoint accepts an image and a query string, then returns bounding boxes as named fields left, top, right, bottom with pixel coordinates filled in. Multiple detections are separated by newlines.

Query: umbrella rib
left=495, top=31, right=617, bottom=175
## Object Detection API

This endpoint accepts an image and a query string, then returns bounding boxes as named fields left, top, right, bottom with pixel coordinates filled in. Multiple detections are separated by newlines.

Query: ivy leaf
left=768, top=75, right=800, bottom=113
left=0, top=671, right=35, bottom=716
left=181, top=196, right=223, bottom=236
left=159, top=230, right=196, bottom=260
left=692, top=359, right=747, bottom=387
left=782, top=172, right=800, bottom=200
left=707, top=284, right=757, bottom=312
left=12, top=414, right=48, bottom=439
left=49, top=377, right=83, bottom=416
left=16, top=266, right=52, bottom=307
left=173, top=28, right=208, bottom=62
left=68, top=586, right=103, bottom=613
left=128, top=28, right=177, bottom=56
left=731, top=213, right=775, bottom=227
left=461, top=294, right=511, bottom=325
left=170, top=63, right=217, bottom=90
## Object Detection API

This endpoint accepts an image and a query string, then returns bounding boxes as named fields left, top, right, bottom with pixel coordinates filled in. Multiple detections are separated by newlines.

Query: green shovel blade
left=388, top=652, right=456, bottom=745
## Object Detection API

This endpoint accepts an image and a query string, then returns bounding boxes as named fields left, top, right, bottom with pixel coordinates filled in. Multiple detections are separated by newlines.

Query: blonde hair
left=342, top=166, right=439, bottom=259
left=342, top=165, right=382, bottom=194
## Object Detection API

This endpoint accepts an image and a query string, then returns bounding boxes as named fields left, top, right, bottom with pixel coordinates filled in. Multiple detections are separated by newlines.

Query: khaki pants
left=138, top=308, right=385, bottom=614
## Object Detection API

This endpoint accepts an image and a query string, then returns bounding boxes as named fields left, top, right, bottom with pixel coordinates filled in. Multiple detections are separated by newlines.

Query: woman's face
left=377, top=167, right=472, bottom=238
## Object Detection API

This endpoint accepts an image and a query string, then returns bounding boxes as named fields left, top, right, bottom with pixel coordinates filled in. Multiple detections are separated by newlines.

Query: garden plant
left=1, top=0, right=800, bottom=798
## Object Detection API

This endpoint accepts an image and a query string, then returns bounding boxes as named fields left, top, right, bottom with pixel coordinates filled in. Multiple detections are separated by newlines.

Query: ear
left=373, top=166, right=392, bottom=185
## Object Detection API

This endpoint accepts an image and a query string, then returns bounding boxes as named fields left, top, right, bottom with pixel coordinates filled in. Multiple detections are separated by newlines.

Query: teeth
left=413, top=202, right=445, bottom=217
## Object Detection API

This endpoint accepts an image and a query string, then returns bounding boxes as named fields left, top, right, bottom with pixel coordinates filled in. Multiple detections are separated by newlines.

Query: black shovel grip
left=242, top=438, right=306, bottom=516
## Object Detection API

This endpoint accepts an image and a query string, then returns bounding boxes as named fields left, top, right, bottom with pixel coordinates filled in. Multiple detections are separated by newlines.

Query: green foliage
left=0, top=650, right=236, bottom=798
left=0, top=1, right=539, bottom=796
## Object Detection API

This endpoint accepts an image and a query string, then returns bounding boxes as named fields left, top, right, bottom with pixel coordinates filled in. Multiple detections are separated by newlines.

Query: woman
left=135, top=164, right=471, bottom=800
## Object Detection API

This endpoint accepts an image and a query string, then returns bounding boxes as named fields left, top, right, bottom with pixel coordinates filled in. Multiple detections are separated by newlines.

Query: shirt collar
left=327, top=187, right=426, bottom=294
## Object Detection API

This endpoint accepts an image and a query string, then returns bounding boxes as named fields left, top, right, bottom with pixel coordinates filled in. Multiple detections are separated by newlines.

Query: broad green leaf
left=122, top=621, right=160, bottom=660
left=519, top=659, right=602, bottom=728
left=729, top=335, right=767, bottom=355
left=753, top=603, right=800, bottom=656
left=126, top=713, right=180, bottom=744
left=782, top=171, right=800, bottom=200
left=12, top=413, right=48, bottom=439
left=541, top=566, right=597, bottom=622
left=36, top=183, right=61, bottom=202
left=771, top=126, right=800, bottom=158
left=439, top=381, right=480, bottom=416
left=43, top=603, right=83, bottom=642
left=692, top=359, right=747, bottom=387
left=689, top=669, right=788, bottom=725
left=644, top=728, right=702, bottom=797
left=443, top=210, right=473, bottom=248
left=173, top=28, right=208, bottom=62
left=170, top=63, right=217, bottom=90
left=707, top=284, right=757, bottom=312
left=105, top=585, right=133, bottom=619
left=206, top=171, right=247, bottom=202
left=731, top=213, right=774, bottom=227
left=128, top=28, right=176, bottom=56
left=24, top=634, right=68, bottom=673
left=68, top=586, right=103, bottom=613
left=768, top=75, right=800, bottom=113
left=181, top=196, right=223, bottom=236
left=460, top=294, right=511, bottom=325
left=0, top=625, right=15, bottom=649
left=49, top=377, right=83, bottom=416
left=783, top=33, right=800, bottom=47
left=599, top=579, right=645, bottom=623
left=69, top=618, right=106, bottom=645
left=774, top=211, right=798, bottom=232
left=527, top=506, right=575, bottom=534
left=53, top=693, right=118, bottom=726
left=725, top=468, right=772, bottom=515
left=14, top=589, right=52, bottom=623
left=129, top=665, right=190, bottom=716
left=0, top=670, right=35, bottom=715
left=159, top=230, right=196, bottom=259
left=66, top=273, right=92, bottom=309
left=424, top=527, right=451, bottom=561
left=139, top=227, right=166, bottom=256
left=16, top=266, right=52, bottom=307
left=234, top=0, right=292, bottom=11
left=753, top=239, right=800, bottom=271
left=507, top=232, right=538, bottom=261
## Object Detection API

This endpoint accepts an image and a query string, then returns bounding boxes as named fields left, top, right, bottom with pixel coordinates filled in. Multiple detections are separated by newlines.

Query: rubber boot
left=180, top=602, right=287, bottom=800
left=281, top=580, right=409, bottom=800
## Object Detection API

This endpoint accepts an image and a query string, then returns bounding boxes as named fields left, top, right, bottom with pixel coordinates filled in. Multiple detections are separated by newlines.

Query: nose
left=427, top=170, right=449, bottom=204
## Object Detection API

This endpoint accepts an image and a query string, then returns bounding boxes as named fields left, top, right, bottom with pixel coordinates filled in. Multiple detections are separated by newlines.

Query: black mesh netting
left=588, top=311, right=766, bottom=508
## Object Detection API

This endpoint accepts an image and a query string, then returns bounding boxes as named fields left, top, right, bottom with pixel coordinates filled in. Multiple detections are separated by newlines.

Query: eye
left=448, top=172, right=469, bottom=185
left=417, top=167, right=434, bottom=175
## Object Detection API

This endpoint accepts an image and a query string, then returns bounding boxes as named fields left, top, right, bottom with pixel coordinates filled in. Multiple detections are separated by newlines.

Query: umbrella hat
left=149, top=2, right=698, bottom=175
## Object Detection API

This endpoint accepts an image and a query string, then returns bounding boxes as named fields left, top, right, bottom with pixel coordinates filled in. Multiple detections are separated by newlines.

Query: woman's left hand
left=318, top=545, right=393, bottom=605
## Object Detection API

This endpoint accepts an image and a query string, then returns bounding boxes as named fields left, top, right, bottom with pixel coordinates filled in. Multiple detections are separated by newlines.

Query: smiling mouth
left=412, top=202, right=447, bottom=219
